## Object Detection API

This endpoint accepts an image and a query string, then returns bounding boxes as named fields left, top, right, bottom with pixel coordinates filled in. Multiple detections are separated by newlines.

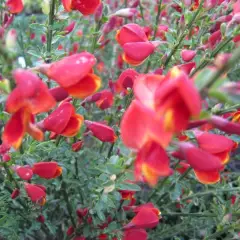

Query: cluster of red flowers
left=2, top=0, right=240, bottom=239
left=120, top=64, right=239, bottom=186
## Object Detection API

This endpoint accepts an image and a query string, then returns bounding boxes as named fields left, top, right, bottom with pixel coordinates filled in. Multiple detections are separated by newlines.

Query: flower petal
left=33, top=162, right=62, bottom=179
left=2, top=108, right=29, bottom=149
left=179, top=142, right=223, bottom=171
left=61, top=114, right=84, bottom=137
left=123, top=42, right=155, bottom=63
left=25, top=183, right=46, bottom=203
left=6, top=69, right=56, bottom=114
left=124, top=229, right=147, bottom=240
left=7, top=0, right=23, bottom=14
left=65, top=74, right=101, bottom=99
left=47, top=53, right=96, bottom=88
left=194, top=170, right=220, bottom=184
left=71, top=0, right=101, bottom=15
left=116, top=24, right=148, bottom=46
left=43, top=102, right=74, bottom=134
left=85, top=120, right=117, bottom=143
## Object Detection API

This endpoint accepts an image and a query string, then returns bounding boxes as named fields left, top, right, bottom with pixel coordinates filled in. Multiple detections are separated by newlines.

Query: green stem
left=199, top=46, right=240, bottom=93
left=164, top=0, right=204, bottom=68
left=46, top=0, right=56, bottom=63
left=60, top=176, right=76, bottom=228
left=164, top=187, right=240, bottom=208
left=3, top=163, right=20, bottom=189
left=90, top=21, right=102, bottom=53
left=156, top=168, right=192, bottom=205
left=190, top=37, right=233, bottom=77
left=204, top=224, right=240, bottom=240
left=146, top=160, right=181, bottom=202
left=153, top=0, right=163, bottom=39
left=162, top=212, right=216, bottom=217
left=145, top=0, right=163, bottom=72
left=55, top=135, right=62, bottom=146
left=107, top=143, right=115, bottom=158
left=139, top=0, right=144, bottom=21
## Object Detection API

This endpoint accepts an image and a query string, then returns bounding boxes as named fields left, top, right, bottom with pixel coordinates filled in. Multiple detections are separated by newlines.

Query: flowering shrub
left=0, top=0, right=240, bottom=239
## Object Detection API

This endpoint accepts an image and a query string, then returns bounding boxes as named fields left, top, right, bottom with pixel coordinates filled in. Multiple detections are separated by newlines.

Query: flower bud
left=36, top=215, right=45, bottom=223
left=11, top=188, right=20, bottom=199
left=2, top=153, right=11, bottom=162
left=210, top=116, right=240, bottom=135
left=181, top=49, right=196, bottom=62
left=72, top=140, right=83, bottom=152
left=220, top=22, right=227, bottom=36
left=64, top=21, right=76, bottom=35
left=114, top=8, right=138, bottom=18
left=6, top=29, right=17, bottom=50
left=214, top=53, right=232, bottom=69
left=94, top=2, right=103, bottom=21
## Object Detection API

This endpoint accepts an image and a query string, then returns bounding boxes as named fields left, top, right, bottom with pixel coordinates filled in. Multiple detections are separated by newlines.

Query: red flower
left=67, top=226, right=74, bottom=236
left=16, top=166, right=33, bottom=181
left=11, top=188, right=20, bottom=199
left=32, top=162, right=62, bottom=179
left=176, top=162, right=190, bottom=175
left=115, top=69, right=139, bottom=93
left=154, top=67, right=201, bottom=132
left=85, top=120, right=117, bottom=143
left=176, top=62, right=196, bottom=75
left=3, top=69, right=56, bottom=149
left=40, top=53, right=101, bottom=99
left=98, top=234, right=108, bottom=240
left=36, top=215, right=45, bottom=223
left=124, top=229, right=147, bottom=240
left=116, top=24, right=159, bottom=66
left=209, top=116, right=240, bottom=135
left=7, top=0, right=24, bottom=14
left=43, top=102, right=84, bottom=137
left=135, top=140, right=172, bottom=186
left=124, top=206, right=160, bottom=229
left=232, top=111, right=240, bottom=123
left=181, top=50, right=196, bottom=62
left=121, top=100, right=172, bottom=150
left=178, top=142, right=223, bottom=184
left=64, top=21, right=76, bottom=35
left=76, top=208, right=88, bottom=217
left=3, top=108, right=44, bottom=149
left=95, top=90, right=114, bottom=110
left=195, top=131, right=236, bottom=164
left=49, top=87, right=69, bottom=102
left=24, top=183, right=46, bottom=205
left=6, top=69, right=56, bottom=114
left=62, top=0, right=101, bottom=15
left=72, top=140, right=83, bottom=152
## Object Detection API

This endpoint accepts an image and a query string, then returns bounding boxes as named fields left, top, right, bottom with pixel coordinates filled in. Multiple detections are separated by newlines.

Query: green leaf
left=228, top=67, right=240, bottom=81
left=170, top=183, right=182, bottom=201
left=29, top=23, right=46, bottom=33
left=116, top=182, right=141, bottom=191
left=208, top=90, right=231, bottom=103
left=27, top=50, right=42, bottom=58
left=0, top=79, right=11, bottom=93
left=195, top=68, right=215, bottom=91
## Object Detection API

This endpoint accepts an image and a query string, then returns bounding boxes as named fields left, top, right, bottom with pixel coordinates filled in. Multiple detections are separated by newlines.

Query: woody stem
left=46, top=0, right=56, bottom=63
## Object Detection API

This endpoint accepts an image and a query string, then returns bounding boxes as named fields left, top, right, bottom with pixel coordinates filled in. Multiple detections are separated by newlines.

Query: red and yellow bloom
left=62, top=0, right=101, bottom=15
left=3, top=69, right=56, bottom=149
left=43, top=102, right=84, bottom=137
